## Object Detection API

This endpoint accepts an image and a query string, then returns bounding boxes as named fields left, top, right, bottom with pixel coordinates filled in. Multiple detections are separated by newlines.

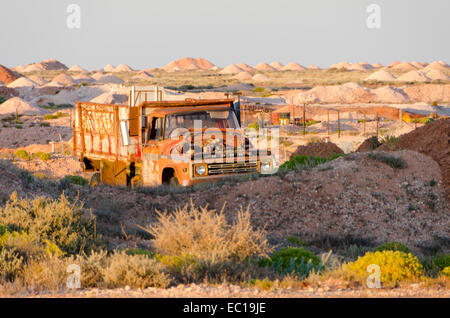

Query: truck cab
left=73, top=88, right=277, bottom=187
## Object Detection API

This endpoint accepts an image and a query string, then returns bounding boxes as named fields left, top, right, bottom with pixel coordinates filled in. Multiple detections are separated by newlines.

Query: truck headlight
left=194, top=164, right=207, bottom=176
left=260, top=161, right=271, bottom=173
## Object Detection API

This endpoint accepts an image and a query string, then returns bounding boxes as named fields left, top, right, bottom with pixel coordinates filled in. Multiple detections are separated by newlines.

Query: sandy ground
left=12, top=283, right=450, bottom=298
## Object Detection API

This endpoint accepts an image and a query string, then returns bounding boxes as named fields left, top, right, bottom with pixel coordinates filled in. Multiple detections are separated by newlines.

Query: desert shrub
left=380, top=135, right=399, bottom=150
left=0, top=248, right=23, bottom=282
left=366, top=136, right=382, bottom=150
left=286, top=236, right=307, bottom=247
left=21, top=256, right=74, bottom=291
left=102, top=252, right=171, bottom=289
left=441, top=266, right=450, bottom=277
left=0, top=96, right=6, bottom=105
left=258, top=248, right=323, bottom=278
left=279, top=154, right=342, bottom=172
left=75, top=250, right=108, bottom=288
left=39, top=122, right=50, bottom=127
left=368, top=153, right=406, bottom=169
left=125, top=248, right=155, bottom=258
left=343, top=251, right=424, bottom=285
left=430, top=254, right=450, bottom=271
left=374, top=242, right=411, bottom=254
left=0, top=230, right=47, bottom=261
left=143, top=204, right=269, bottom=263
left=253, top=87, right=265, bottom=93
left=14, top=150, right=31, bottom=160
left=61, top=175, right=88, bottom=186
left=32, top=152, right=51, bottom=161
left=0, top=192, right=100, bottom=255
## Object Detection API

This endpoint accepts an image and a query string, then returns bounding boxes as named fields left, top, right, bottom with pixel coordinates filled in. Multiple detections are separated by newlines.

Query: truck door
left=142, top=116, right=164, bottom=185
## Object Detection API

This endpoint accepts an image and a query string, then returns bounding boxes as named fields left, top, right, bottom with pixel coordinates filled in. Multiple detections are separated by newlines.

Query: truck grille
left=207, top=161, right=259, bottom=175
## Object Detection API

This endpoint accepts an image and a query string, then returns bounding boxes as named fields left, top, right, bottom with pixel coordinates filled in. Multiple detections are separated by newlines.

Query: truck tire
left=90, top=173, right=101, bottom=187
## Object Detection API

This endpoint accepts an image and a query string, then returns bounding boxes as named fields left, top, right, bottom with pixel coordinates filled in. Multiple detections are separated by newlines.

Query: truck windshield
left=164, top=110, right=239, bottom=139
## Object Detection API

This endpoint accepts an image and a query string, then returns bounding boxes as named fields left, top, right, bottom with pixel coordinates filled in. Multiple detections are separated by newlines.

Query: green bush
left=430, top=254, right=450, bottom=271
left=368, top=153, right=407, bottom=169
left=259, top=247, right=322, bottom=277
left=14, top=150, right=31, bottom=160
left=61, top=175, right=88, bottom=186
left=0, top=192, right=100, bottom=255
left=247, top=123, right=259, bottom=131
left=125, top=248, right=155, bottom=258
left=0, top=248, right=23, bottom=282
left=102, top=252, right=171, bottom=289
left=32, top=152, right=51, bottom=161
left=253, top=87, right=265, bottom=93
left=442, top=266, right=450, bottom=277
left=286, top=236, right=307, bottom=247
left=374, top=242, right=411, bottom=254
left=279, top=154, right=342, bottom=172
left=0, top=96, right=6, bottom=105
left=343, top=251, right=424, bottom=285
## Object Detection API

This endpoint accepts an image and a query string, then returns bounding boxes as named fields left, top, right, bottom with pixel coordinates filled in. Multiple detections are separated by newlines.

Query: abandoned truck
left=73, top=88, right=277, bottom=187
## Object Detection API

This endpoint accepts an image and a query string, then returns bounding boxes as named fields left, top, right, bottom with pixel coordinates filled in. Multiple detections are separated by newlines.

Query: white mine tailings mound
left=396, top=70, right=431, bottom=82
left=96, top=75, right=125, bottom=84
left=372, top=86, right=410, bottom=103
left=162, top=57, right=216, bottom=71
left=7, top=77, right=39, bottom=88
left=391, top=62, right=418, bottom=71
left=252, top=74, right=271, bottom=82
left=132, top=71, right=154, bottom=81
left=113, top=64, right=134, bottom=73
left=236, top=63, right=254, bottom=72
left=103, top=64, right=116, bottom=72
left=364, top=69, right=397, bottom=82
left=219, top=64, right=243, bottom=74
left=0, top=97, right=44, bottom=115
left=423, top=61, right=449, bottom=71
left=425, top=69, right=450, bottom=81
left=52, top=74, right=76, bottom=86
left=233, top=71, right=253, bottom=81
left=68, top=65, right=88, bottom=72
left=280, top=62, right=306, bottom=71
left=269, top=61, right=284, bottom=70
left=90, top=93, right=128, bottom=105
left=28, top=76, right=48, bottom=86
left=254, top=62, right=276, bottom=72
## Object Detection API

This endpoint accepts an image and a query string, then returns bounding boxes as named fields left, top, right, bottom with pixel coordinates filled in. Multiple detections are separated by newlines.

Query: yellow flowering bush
left=441, top=266, right=450, bottom=277
left=343, top=251, right=424, bottom=285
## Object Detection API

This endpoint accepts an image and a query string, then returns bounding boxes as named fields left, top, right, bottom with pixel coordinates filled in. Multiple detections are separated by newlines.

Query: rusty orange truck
left=73, top=88, right=277, bottom=187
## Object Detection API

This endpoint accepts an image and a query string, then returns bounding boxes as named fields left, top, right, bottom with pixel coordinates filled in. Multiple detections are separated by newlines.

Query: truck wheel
left=90, top=173, right=101, bottom=187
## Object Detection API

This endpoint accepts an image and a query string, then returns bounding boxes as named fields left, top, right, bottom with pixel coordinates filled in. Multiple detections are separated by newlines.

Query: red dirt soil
left=290, top=142, right=344, bottom=159
left=0, top=65, right=22, bottom=85
left=378, top=118, right=450, bottom=199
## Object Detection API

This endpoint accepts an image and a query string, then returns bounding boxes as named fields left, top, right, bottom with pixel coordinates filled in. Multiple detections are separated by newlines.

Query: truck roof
left=140, top=99, right=234, bottom=108
left=145, top=105, right=232, bottom=116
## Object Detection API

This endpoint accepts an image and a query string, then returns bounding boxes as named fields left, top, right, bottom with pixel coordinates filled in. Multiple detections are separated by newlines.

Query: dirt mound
left=403, top=84, right=450, bottom=103
left=23, top=59, right=68, bottom=72
left=290, top=142, right=344, bottom=159
left=364, top=69, right=396, bottom=82
left=28, top=75, right=48, bottom=86
left=378, top=119, right=450, bottom=199
left=0, top=65, right=22, bottom=85
left=236, top=63, right=254, bottom=72
left=90, top=93, right=128, bottom=104
left=219, top=64, right=243, bottom=74
left=269, top=61, right=284, bottom=70
left=233, top=71, right=253, bottom=81
left=96, top=75, right=125, bottom=84
left=52, top=74, right=76, bottom=86
left=132, top=71, right=154, bottom=81
left=425, top=69, right=450, bottom=81
left=391, top=62, right=418, bottom=71
left=308, top=65, right=320, bottom=70
left=103, top=64, right=115, bottom=72
left=306, top=82, right=375, bottom=104
left=396, top=70, right=431, bottom=82
left=254, top=62, right=276, bottom=72
left=356, top=137, right=381, bottom=152
left=113, top=64, right=134, bottom=73
left=0, top=97, right=44, bottom=115
left=423, top=61, right=449, bottom=72
left=68, top=65, right=88, bottom=72
left=252, top=74, right=271, bottom=82
left=330, top=62, right=351, bottom=69
left=372, top=86, right=410, bottom=103
left=280, top=62, right=306, bottom=71
left=162, top=57, right=215, bottom=71
left=7, top=77, right=39, bottom=88
left=72, top=73, right=95, bottom=84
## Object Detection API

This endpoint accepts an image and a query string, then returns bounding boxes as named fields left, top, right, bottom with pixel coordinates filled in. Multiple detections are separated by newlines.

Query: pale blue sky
left=0, top=0, right=449, bottom=69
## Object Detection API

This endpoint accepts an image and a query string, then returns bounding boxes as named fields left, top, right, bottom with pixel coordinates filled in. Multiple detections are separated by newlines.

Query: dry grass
left=142, top=203, right=270, bottom=263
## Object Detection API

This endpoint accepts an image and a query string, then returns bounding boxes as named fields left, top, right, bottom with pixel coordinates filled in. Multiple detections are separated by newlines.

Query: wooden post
left=376, top=112, right=379, bottom=139
left=303, top=103, right=306, bottom=136
left=337, top=110, right=341, bottom=138
left=327, top=109, right=330, bottom=136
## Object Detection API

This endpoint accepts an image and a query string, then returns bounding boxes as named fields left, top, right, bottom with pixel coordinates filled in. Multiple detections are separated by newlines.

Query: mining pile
left=290, top=142, right=344, bottom=159
left=378, top=118, right=450, bottom=199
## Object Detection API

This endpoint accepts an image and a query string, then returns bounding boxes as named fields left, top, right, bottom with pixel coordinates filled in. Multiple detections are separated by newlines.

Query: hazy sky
left=0, top=0, right=449, bottom=70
